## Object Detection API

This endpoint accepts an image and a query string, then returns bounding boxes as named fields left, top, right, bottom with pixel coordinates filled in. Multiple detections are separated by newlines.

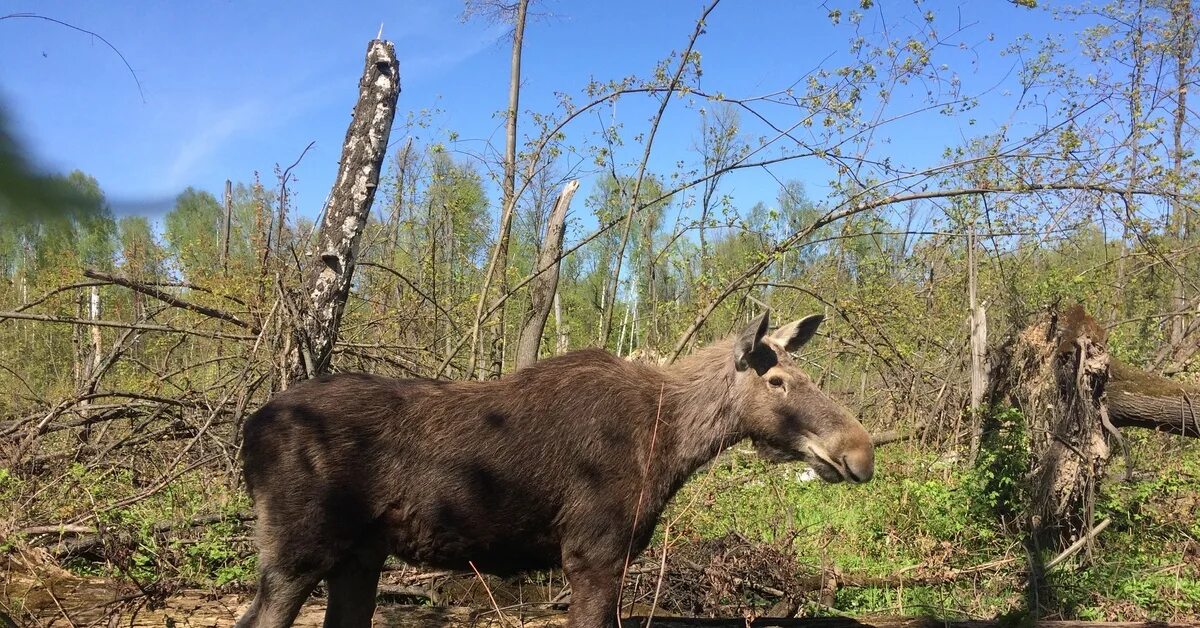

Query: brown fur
left=234, top=313, right=873, bottom=628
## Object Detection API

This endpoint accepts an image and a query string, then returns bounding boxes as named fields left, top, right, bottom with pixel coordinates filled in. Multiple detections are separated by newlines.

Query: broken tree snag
left=515, top=179, right=580, bottom=369
left=285, top=39, right=400, bottom=387
left=991, top=304, right=1111, bottom=546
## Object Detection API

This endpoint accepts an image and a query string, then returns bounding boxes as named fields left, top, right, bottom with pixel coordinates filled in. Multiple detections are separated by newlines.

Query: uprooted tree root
left=987, top=304, right=1199, bottom=549
left=988, top=305, right=1111, bottom=548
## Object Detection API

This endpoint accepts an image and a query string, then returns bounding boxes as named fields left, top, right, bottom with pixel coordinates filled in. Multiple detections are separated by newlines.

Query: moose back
left=235, top=312, right=874, bottom=628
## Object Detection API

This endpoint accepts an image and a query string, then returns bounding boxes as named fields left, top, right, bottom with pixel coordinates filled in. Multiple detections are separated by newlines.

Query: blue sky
left=0, top=1, right=1064, bottom=226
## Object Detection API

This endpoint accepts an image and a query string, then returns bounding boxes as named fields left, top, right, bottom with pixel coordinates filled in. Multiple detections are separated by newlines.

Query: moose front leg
left=562, top=546, right=624, bottom=628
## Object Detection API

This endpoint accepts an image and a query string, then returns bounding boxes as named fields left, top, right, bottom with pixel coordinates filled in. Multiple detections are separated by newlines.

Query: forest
left=1, top=0, right=1199, bottom=625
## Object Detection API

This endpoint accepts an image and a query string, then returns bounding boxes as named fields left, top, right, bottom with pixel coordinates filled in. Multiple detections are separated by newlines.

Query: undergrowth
left=665, top=420, right=1200, bottom=622
left=3, top=410, right=1198, bottom=622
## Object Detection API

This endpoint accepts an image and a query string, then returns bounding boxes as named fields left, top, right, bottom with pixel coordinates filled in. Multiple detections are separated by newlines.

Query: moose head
left=732, top=312, right=875, bottom=483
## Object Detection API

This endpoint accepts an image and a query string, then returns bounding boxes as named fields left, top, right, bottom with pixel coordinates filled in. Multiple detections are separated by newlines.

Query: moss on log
left=1107, top=360, right=1199, bottom=437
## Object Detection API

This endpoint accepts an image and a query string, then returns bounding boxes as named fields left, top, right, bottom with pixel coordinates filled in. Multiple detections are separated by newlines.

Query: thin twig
left=468, top=560, right=509, bottom=627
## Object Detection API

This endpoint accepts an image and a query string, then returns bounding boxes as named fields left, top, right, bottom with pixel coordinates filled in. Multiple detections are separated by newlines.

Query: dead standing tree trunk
left=515, top=179, right=579, bottom=369
left=967, top=224, right=988, bottom=460
left=989, top=305, right=1200, bottom=549
left=283, top=39, right=401, bottom=387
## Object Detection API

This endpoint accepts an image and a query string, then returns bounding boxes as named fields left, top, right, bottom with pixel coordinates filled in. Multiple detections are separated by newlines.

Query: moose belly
left=381, top=489, right=563, bottom=576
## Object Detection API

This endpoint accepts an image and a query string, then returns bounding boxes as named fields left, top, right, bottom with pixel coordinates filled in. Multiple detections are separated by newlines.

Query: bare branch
left=0, top=310, right=257, bottom=341
left=82, top=269, right=258, bottom=332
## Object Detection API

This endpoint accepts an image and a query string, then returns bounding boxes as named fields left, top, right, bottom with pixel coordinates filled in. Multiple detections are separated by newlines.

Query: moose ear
left=769, top=314, right=824, bottom=352
left=733, top=312, right=770, bottom=372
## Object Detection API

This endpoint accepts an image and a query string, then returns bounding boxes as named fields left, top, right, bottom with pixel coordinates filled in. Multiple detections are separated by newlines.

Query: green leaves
left=165, top=187, right=223, bottom=279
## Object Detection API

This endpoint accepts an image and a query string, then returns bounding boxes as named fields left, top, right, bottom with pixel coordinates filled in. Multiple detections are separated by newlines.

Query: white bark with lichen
left=285, top=39, right=401, bottom=387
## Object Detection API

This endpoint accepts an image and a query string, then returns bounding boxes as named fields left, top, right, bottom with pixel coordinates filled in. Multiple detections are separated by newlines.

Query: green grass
left=7, top=457, right=255, bottom=587
left=664, top=435, right=1200, bottom=622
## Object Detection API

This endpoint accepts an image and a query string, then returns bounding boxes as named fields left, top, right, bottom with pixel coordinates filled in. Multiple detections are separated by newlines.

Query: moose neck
left=658, top=340, right=748, bottom=481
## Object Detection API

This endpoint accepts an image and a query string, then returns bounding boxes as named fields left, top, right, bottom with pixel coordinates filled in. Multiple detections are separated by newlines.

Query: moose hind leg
left=236, top=517, right=338, bottom=628
left=322, top=543, right=387, bottom=628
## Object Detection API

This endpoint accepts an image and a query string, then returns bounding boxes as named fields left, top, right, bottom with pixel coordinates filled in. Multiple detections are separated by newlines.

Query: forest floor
left=4, top=440, right=1200, bottom=625
left=3, top=556, right=1196, bottom=628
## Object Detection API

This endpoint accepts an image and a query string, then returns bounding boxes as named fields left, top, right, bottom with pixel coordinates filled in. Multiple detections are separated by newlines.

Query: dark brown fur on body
left=235, top=313, right=874, bottom=628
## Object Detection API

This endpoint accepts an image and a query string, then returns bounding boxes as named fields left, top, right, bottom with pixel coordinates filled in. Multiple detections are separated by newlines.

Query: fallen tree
left=1107, top=360, right=1199, bottom=436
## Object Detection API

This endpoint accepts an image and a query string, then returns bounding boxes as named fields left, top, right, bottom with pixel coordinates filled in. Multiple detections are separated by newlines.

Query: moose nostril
left=842, top=457, right=861, bottom=483
left=842, top=451, right=874, bottom=484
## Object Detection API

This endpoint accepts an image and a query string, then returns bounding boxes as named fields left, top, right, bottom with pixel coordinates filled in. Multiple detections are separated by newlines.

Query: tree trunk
left=284, top=39, right=400, bottom=387
left=553, top=290, right=567, bottom=355
left=1107, top=360, right=1199, bottom=436
left=72, top=288, right=84, bottom=390
left=515, top=180, right=578, bottom=369
left=390, top=138, right=414, bottom=249
left=467, top=0, right=529, bottom=378
left=630, top=297, right=640, bottom=356
left=254, top=178, right=271, bottom=303
left=88, top=285, right=102, bottom=368
left=221, top=179, right=232, bottom=275
left=617, top=302, right=630, bottom=357
left=1168, top=0, right=1195, bottom=349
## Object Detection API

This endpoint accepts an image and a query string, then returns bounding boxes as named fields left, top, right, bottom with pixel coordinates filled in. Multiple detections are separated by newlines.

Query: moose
left=235, top=312, right=875, bottom=628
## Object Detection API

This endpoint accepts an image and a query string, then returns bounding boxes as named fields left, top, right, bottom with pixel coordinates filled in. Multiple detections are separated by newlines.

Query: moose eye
left=768, top=376, right=784, bottom=388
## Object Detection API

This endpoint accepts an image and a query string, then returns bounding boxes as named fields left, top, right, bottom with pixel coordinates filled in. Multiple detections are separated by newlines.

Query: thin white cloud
left=161, top=16, right=504, bottom=192
left=401, top=22, right=509, bottom=80
left=162, top=77, right=336, bottom=190
left=166, top=98, right=266, bottom=189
